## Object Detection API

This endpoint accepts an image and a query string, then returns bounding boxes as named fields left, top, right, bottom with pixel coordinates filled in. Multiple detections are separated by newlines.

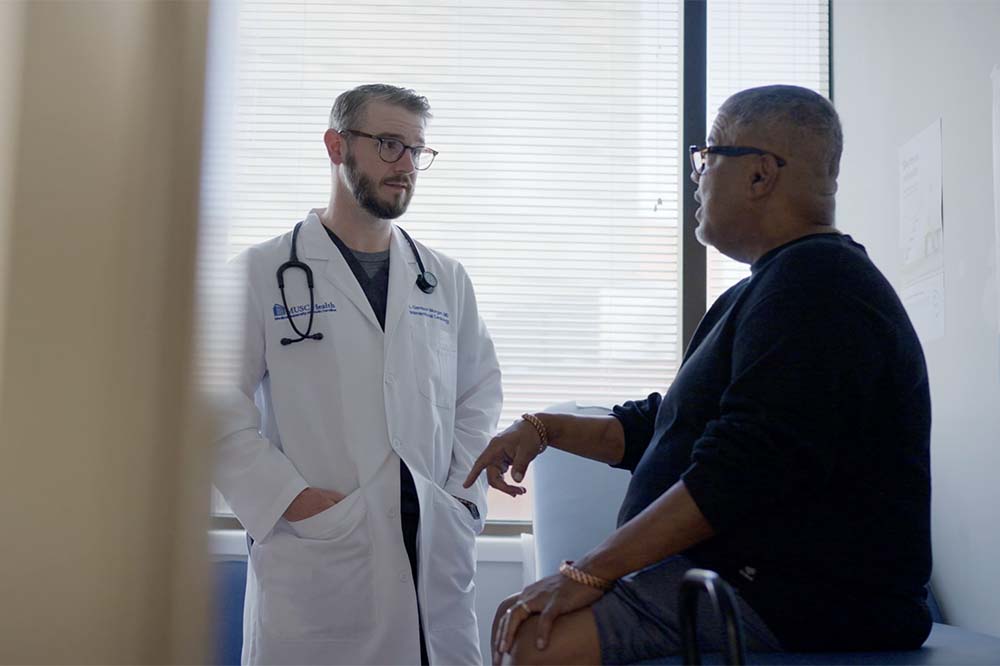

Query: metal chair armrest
left=678, top=568, right=748, bottom=665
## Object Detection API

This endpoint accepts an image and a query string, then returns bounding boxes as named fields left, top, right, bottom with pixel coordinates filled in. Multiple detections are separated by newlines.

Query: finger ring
left=513, top=600, right=531, bottom=614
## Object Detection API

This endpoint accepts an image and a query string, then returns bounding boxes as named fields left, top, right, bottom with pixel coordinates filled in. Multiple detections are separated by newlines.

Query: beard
left=343, top=151, right=413, bottom=220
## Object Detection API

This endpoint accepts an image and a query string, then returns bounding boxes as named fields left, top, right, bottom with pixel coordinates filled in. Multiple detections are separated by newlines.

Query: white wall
left=833, top=0, right=1000, bottom=637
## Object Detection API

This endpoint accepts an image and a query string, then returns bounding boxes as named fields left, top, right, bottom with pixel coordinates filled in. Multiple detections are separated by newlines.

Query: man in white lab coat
left=214, top=84, right=503, bottom=665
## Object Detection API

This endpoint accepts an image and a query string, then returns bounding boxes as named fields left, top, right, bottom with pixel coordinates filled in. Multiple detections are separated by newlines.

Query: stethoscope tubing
left=277, top=221, right=436, bottom=346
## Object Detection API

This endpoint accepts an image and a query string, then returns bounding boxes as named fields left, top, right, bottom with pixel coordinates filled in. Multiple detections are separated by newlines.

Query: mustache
left=382, top=177, right=413, bottom=189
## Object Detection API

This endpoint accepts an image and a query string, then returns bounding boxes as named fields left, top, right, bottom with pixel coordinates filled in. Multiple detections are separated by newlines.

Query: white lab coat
left=213, top=210, right=502, bottom=665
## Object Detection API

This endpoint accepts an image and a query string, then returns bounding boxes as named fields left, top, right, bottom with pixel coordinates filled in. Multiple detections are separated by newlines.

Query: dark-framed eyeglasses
left=689, top=145, right=787, bottom=175
left=340, top=129, right=438, bottom=170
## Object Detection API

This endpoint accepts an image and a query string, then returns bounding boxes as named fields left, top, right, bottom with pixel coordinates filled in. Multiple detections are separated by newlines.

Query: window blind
left=705, top=0, right=830, bottom=302
left=198, top=0, right=683, bottom=520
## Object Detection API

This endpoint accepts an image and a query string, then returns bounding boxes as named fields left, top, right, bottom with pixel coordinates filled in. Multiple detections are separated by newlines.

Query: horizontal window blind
left=705, top=0, right=830, bottom=302
left=198, top=0, right=683, bottom=521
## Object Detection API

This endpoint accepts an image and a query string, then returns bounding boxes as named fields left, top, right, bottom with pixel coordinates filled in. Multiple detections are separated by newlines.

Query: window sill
left=210, top=514, right=531, bottom=536
left=208, top=528, right=531, bottom=566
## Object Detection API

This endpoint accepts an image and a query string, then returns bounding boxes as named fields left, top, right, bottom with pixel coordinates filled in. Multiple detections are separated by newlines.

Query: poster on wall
left=898, top=119, right=945, bottom=342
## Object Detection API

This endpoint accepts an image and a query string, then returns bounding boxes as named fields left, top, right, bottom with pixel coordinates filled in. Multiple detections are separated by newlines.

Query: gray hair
left=719, top=85, right=842, bottom=178
left=329, top=84, right=432, bottom=131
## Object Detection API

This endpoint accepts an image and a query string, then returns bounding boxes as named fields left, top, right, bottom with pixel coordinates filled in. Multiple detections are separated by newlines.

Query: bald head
left=719, top=85, right=842, bottom=181
left=712, top=85, right=842, bottom=232
left=694, top=86, right=843, bottom=263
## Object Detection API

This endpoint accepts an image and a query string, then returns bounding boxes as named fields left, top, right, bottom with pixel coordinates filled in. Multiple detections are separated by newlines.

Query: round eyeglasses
left=340, top=129, right=438, bottom=170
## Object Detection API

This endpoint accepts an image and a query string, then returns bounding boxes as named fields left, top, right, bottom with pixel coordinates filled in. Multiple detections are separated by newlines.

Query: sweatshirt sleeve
left=610, top=392, right=663, bottom=472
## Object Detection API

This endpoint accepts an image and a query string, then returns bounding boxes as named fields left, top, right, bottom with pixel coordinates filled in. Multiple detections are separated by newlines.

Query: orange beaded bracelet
left=559, top=560, right=614, bottom=591
left=520, top=413, right=548, bottom=454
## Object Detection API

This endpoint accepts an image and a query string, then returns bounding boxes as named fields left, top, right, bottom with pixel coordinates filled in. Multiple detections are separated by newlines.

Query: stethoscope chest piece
left=416, top=269, right=438, bottom=294
left=397, top=226, right=437, bottom=295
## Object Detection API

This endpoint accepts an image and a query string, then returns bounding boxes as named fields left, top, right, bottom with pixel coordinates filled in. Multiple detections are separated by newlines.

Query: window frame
left=207, top=0, right=832, bottom=535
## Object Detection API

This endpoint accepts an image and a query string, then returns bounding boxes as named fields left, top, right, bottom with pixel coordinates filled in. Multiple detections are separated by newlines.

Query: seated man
left=465, top=85, right=932, bottom=665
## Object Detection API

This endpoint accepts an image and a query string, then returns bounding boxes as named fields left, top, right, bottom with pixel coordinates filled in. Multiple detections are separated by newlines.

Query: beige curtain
left=0, top=1, right=211, bottom=662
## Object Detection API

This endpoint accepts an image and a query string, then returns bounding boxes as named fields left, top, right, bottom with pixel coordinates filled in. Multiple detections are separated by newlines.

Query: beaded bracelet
left=559, top=560, right=614, bottom=591
left=520, top=413, right=548, bottom=454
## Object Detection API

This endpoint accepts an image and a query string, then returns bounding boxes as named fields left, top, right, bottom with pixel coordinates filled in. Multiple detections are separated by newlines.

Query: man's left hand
left=495, top=572, right=606, bottom=658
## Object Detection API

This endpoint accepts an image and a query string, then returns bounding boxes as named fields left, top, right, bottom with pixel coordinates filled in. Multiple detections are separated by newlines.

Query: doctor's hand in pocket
left=283, top=487, right=345, bottom=522
left=463, top=416, right=547, bottom=497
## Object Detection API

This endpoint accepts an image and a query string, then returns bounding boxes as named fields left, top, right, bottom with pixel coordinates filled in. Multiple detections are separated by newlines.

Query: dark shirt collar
left=750, top=231, right=848, bottom=274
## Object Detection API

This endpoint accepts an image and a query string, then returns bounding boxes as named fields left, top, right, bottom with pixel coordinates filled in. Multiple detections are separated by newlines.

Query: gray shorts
left=591, top=555, right=782, bottom=664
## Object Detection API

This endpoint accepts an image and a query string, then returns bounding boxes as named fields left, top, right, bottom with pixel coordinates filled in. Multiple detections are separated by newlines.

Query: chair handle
left=678, top=568, right=748, bottom=665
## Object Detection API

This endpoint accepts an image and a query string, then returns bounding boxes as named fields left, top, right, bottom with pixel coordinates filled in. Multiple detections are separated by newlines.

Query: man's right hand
left=463, top=417, right=545, bottom=497
left=283, top=487, right=345, bottom=522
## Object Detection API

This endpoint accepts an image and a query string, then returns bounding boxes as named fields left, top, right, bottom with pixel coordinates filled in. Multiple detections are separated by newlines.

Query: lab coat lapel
left=384, top=225, right=418, bottom=349
left=299, top=212, right=382, bottom=333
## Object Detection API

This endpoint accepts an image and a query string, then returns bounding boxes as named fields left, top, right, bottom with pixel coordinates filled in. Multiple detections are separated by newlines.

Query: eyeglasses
left=689, top=145, right=787, bottom=175
left=340, top=129, right=438, bottom=170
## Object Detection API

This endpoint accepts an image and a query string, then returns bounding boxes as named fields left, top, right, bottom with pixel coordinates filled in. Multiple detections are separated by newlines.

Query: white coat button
left=399, top=571, right=408, bottom=582
left=385, top=373, right=396, bottom=385
left=392, top=438, right=401, bottom=449
left=388, top=507, right=397, bottom=519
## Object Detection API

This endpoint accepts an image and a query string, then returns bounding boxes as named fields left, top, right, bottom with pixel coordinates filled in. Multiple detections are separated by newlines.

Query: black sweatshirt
left=612, top=233, right=932, bottom=651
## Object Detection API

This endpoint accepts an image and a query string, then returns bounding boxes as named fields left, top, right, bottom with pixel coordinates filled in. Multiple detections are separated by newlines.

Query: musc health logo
left=273, top=302, right=336, bottom=320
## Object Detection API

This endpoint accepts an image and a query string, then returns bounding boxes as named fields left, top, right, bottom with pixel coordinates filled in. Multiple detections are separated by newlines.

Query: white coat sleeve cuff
left=215, top=422, right=312, bottom=542
left=246, top=476, right=309, bottom=543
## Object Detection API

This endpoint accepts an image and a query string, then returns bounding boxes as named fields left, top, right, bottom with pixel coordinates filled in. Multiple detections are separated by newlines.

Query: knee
left=507, top=641, right=540, bottom=666
left=506, top=620, right=540, bottom=666
left=506, top=617, right=557, bottom=666
left=506, top=610, right=601, bottom=666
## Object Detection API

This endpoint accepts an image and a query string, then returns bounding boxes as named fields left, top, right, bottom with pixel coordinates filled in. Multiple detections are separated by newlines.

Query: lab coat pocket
left=442, top=492, right=485, bottom=535
left=286, top=490, right=364, bottom=540
left=424, top=488, right=479, bottom=630
left=410, top=321, right=457, bottom=408
left=253, top=490, right=373, bottom=641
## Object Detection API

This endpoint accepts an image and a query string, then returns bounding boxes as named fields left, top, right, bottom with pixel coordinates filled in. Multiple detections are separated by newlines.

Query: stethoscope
left=277, top=221, right=438, bottom=346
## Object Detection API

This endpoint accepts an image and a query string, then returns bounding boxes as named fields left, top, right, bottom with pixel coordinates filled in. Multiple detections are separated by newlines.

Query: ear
left=748, top=153, right=780, bottom=199
left=323, top=129, right=345, bottom=166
